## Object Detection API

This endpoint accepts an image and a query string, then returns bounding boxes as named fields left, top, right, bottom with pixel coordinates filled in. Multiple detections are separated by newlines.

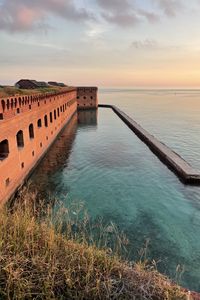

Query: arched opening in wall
left=16, top=130, right=24, bottom=148
left=57, top=108, right=60, bottom=117
left=50, top=112, right=53, bottom=123
left=29, top=124, right=34, bottom=139
left=11, top=99, right=14, bottom=109
left=0, top=139, right=9, bottom=160
left=60, top=106, right=62, bottom=113
left=1, top=100, right=5, bottom=112
left=90, top=96, right=93, bottom=99
left=54, top=110, right=57, bottom=120
left=6, top=100, right=10, bottom=110
left=44, top=115, right=48, bottom=127
left=37, top=119, right=42, bottom=128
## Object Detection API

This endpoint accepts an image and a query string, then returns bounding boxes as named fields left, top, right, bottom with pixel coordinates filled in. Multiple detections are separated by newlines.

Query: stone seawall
left=99, top=104, right=200, bottom=184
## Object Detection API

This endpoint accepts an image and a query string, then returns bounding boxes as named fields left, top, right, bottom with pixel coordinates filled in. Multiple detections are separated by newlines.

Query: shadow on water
left=29, top=114, right=78, bottom=198
left=77, top=109, right=98, bottom=126
left=29, top=110, right=98, bottom=199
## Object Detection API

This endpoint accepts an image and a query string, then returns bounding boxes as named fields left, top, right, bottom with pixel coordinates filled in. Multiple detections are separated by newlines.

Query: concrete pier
left=99, top=104, right=200, bottom=185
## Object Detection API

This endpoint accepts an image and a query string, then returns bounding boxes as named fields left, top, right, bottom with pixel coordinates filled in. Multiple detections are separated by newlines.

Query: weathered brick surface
left=77, top=87, right=98, bottom=110
left=0, top=87, right=98, bottom=204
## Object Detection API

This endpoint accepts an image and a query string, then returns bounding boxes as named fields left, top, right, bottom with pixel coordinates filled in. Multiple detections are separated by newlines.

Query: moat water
left=30, top=89, right=200, bottom=292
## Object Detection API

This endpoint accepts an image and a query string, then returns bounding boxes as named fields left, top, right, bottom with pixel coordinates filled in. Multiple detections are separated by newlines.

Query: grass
left=0, top=191, right=190, bottom=299
left=0, top=86, right=70, bottom=98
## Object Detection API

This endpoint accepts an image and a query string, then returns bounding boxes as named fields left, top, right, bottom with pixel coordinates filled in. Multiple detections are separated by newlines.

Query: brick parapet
left=0, top=87, right=76, bottom=120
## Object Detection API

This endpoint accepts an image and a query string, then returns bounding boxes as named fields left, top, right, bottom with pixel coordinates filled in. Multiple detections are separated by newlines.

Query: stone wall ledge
left=99, top=104, right=200, bottom=185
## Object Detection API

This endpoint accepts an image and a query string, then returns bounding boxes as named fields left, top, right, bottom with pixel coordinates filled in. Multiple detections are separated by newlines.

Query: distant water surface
left=101, top=89, right=200, bottom=170
left=30, top=89, right=200, bottom=292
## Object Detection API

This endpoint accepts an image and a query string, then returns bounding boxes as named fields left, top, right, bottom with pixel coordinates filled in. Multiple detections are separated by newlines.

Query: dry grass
left=0, top=193, right=189, bottom=299
left=0, top=86, right=68, bottom=98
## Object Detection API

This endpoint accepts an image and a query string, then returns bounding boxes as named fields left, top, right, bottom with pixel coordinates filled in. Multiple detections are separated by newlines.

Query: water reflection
left=30, top=114, right=78, bottom=197
left=30, top=111, right=98, bottom=199
left=78, top=110, right=98, bottom=126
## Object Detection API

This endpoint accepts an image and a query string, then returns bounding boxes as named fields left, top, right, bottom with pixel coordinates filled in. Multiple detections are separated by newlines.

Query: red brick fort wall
left=0, top=86, right=98, bottom=204
left=77, top=87, right=98, bottom=110
left=0, top=89, right=77, bottom=204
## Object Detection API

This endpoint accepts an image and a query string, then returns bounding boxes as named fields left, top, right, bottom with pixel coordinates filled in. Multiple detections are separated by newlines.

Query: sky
left=0, top=0, right=200, bottom=87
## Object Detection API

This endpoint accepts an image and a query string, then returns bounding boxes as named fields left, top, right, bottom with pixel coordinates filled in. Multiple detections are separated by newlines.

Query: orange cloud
left=16, top=6, right=42, bottom=28
left=0, top=0, right=92, bottom=32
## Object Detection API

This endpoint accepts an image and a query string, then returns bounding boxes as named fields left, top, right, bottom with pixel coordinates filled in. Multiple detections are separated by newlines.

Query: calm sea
left=30, top=89, right=200, bottom=292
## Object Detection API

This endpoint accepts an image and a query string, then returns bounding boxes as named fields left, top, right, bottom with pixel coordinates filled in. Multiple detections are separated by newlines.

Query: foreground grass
left=0, top=201, right=189, bottom=300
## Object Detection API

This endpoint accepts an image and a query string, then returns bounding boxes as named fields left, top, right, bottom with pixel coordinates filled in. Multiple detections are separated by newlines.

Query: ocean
left=30, top=89, right=200, bottom=291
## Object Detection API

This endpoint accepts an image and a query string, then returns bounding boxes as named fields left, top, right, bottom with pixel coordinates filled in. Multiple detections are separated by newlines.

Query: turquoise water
left=30, top=90, right=200, bottom=291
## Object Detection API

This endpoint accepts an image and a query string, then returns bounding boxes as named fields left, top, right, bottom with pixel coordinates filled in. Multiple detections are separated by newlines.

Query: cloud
left=101, top=12, right=139, bottom=27
left=96, top=0, right=184, bottom=28
left=138, top=9, right=159, bottom=23
left=153, top=0, right=183, bottom=17
left=0, top=0, right=184, bottom=34
left=85, top=22, right=106, bottom=38
left=96, top=0, right=130, bottom=12
left=0, top=0, right=92, bottom=32
left=96, top=0, right=159, bottom=27
left=131, top=39, right=181, bottom=52
left=131, top=39, right=159, bottom=50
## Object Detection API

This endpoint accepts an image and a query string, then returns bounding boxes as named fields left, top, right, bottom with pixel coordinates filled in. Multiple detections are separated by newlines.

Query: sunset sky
left=1, top=0, right=200, bottom=87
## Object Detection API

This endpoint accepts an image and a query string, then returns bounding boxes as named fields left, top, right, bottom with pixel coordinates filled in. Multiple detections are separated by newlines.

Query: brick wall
left=77, top=87, right=98, bottom=110
left=0, top=89, right=77, bottom=204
